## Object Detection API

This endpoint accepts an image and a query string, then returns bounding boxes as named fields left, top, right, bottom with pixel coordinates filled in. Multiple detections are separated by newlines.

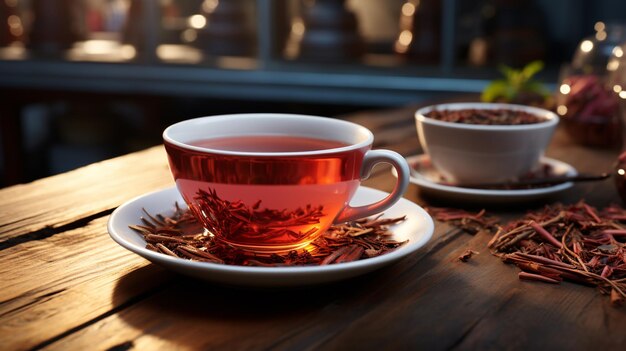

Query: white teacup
left=415, top=103, right=559, bottom=184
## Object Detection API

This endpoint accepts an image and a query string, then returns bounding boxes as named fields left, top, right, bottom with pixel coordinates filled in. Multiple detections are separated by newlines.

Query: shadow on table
left=111, top=262, right=408, bottom=348
left=111, top=245, right=621, bottom=350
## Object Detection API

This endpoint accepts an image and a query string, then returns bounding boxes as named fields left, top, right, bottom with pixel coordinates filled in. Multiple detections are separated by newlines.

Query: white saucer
left=107, top=186, right=434, bottom=287
left=398, top=154, right=577, bottom=204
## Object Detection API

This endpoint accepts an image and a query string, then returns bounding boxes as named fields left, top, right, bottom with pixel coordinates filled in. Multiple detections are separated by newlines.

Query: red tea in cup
left=163, top=114, right=409, bottom=253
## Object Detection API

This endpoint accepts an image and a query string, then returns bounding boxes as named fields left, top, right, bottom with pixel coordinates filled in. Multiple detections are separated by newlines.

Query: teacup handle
left=334, top=150, right=410, bottom=223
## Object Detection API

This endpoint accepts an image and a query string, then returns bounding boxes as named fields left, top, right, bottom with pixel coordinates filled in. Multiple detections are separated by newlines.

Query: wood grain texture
left=344, top=106, right=421, bottom=156
left=43, top=223, right=626, bottom=350
left=0, top=216, right=173, bottom=350
left=41, top=222, right=467, bottom=351
left=0, top=146, right=172, bottom=241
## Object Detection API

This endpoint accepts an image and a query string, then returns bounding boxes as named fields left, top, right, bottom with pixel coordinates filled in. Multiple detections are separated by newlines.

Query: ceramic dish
left=107, top=186, right=434, bottom=287
left=395, top=154, right=577, bottom=204
left=415, top=102, right=558, bottom=183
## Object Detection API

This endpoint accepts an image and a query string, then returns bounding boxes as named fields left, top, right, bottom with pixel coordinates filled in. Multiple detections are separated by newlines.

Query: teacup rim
left=415, top=102, right=559, bottom=131
left=163, top=113, right=374, bottom=157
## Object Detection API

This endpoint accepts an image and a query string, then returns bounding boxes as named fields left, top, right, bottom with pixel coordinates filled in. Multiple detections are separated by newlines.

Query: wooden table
left=1, top=107, right=624, bottom=350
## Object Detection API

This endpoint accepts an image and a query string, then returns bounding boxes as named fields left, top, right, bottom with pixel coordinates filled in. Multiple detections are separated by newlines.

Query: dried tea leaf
left=458, top=249, right=479, bottom=262
left=130, top=204, right=407, bottom=267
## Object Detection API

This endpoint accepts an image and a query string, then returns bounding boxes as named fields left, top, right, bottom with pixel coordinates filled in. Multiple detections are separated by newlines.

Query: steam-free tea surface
left=190, top=135, right=349, bottom=152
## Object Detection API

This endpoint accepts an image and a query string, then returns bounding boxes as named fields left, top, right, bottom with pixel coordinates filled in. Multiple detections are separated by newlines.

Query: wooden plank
left=0, top=146, right=173, bottom=241
left=315, top=231, right=626, bottom=350
left=349, top=107, right=421, bottom=157
left=372, top=124, right=417, bottom=150
left=39, top=223, right=469, bottom=351
left=43, top=213, right=626, bottom=350
left=2, top=105, right=625, bottom=350
left=0, top=216, right=174, bottom=351
left=359, top=167, right=625, bottom=349
left=340, top=106, right=416, bottom=132
left=0, top=170, right=435, bottom=350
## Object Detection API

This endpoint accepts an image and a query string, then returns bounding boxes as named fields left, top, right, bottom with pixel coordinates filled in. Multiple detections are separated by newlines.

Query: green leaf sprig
left=481, top=61, right=551, bottom=103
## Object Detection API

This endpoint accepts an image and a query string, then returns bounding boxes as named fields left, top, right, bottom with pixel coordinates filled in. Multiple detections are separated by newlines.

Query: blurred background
left=1, top=0, right=626, bottom=187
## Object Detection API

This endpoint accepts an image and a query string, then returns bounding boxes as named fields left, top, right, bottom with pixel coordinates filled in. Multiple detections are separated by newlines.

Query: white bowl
left=415, top=103, right=559, bottom=183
